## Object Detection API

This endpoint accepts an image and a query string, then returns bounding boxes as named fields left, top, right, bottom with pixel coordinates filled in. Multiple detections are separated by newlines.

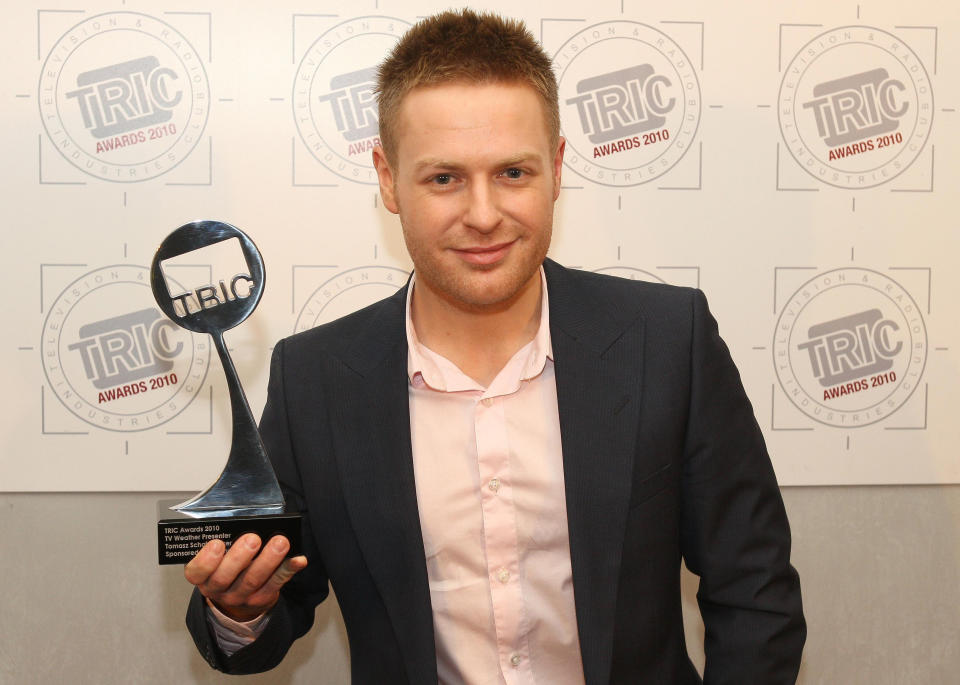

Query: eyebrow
left=412, top=153, right=544, bottom=173
left=413, top=158, right=465, bottom=173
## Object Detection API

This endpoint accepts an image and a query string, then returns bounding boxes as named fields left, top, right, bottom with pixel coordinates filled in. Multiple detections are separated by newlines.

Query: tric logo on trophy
left=151, top=222, right=301, bottom=564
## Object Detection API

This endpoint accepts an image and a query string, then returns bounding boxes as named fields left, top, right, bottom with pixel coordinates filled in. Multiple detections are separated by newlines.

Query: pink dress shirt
left=406, top=268, right=584, bottom=684
left=210, top=268, right=585, bottom=684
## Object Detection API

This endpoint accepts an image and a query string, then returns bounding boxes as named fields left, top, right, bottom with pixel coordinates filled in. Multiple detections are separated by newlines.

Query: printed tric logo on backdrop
left=554, top=21, right=701, bottom=187
left=42, top=266, right=210, bottom=431
left=293, top=16, right=412, bottom=184
left=294, top=266, right=408, bottom=333
left=773, top=268, right=927, bottom=427
left=778, top=26, right=933, bottom=189
left=38, top=12, right=209, bottom=182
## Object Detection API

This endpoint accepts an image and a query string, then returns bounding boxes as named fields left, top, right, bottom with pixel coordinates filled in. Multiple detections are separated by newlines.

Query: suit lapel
left=328, top=286, right=438, bottom=684
left=324, top=263, right=645, bottom=685
left=545, top=260, right=646, bottom=685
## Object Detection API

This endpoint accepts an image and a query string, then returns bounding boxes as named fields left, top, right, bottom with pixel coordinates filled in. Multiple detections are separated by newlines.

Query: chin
left=453, top=272, right=537, bottom=309
left=413, top=249, right=545, bottom=310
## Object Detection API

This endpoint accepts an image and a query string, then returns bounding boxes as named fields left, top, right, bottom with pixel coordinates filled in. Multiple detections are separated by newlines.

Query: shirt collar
left=406, top=266, right=553, bottom=394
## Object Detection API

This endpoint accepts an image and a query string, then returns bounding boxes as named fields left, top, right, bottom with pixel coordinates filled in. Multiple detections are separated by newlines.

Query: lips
left=452, top=240, right=514, bottom=266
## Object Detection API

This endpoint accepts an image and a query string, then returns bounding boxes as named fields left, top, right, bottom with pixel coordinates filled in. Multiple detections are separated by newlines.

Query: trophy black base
left=157, top=499, right=303, bottom=565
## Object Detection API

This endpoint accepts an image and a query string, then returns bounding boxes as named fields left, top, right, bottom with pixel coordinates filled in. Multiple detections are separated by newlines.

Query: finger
left=231, top=535, right=291, bottom=597
left=184, top=538, right=226, bottom=586
left=203, top=533, right=262, bottom=593
left=258, top=554, right=309, bottom=597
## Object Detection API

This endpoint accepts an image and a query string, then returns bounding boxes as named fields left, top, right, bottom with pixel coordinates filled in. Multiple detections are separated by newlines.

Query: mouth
left=452, top=240, right=515, bottom=266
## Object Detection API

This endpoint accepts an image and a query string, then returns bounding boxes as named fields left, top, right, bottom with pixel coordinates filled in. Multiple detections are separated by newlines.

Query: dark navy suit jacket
left=187, top=259, right=805, bottom=684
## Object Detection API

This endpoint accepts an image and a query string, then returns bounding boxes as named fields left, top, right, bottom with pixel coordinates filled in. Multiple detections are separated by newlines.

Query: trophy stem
left=172, top=331, right=284, bottom=516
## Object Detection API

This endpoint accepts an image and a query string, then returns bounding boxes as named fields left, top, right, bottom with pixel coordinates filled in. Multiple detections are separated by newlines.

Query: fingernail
left=271, top=537, right=289, bottom=553
left=210, top=539, right=224, bottom=554
left=246, top=535, right=260, bottom=550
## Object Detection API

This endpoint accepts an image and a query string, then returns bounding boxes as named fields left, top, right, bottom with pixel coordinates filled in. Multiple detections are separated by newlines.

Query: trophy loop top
left=150, top=221, right=265, bottom=335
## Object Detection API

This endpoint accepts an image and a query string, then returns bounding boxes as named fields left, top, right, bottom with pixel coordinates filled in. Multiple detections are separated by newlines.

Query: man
left=184, top=9, right=805, bottom=684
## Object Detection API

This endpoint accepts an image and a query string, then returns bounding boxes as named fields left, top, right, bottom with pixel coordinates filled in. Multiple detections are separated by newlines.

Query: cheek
left=398, top=203, right=449, bottom=254
left=514, top=196, right=555, bottom=232
left=403, top=197, right=458, bottom=236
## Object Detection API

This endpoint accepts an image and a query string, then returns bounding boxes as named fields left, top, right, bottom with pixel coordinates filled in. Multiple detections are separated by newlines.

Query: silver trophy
left=152, top=221, right=300, bottom=564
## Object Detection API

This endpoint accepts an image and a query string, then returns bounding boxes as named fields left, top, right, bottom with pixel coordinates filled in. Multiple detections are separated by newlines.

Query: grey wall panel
left=1, top=488, right=957, bottom=683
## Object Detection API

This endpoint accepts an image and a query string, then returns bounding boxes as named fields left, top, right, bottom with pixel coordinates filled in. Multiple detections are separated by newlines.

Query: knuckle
left=238, top=575, right=261, bottom=596
left=205, top=576, right=230, bottom=593
left=184, top=563, right=207, bottom=586
left=247, top=590, right=277, bottom=611
left=217, top=589, right=243, bottom=608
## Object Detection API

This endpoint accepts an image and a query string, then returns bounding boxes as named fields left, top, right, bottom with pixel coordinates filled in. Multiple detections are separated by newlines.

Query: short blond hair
left=376, top=9, right=559, bottom=163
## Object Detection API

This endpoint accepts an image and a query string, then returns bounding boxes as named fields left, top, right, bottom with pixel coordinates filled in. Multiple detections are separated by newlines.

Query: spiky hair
left=375, top=9, right=559, bottom=163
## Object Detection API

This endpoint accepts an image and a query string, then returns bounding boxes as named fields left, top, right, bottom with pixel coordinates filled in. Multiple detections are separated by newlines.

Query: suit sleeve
left=185, top=339, right=332, bottom=674
left=679, top=289, right=806, bottom=684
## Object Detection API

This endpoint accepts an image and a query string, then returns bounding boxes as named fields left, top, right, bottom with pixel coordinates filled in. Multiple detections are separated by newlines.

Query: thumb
left=265, top=555, right=308, bottom=593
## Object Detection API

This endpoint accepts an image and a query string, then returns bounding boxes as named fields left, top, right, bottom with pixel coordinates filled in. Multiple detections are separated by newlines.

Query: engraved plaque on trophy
left=152, top=221, right=301, bottom=565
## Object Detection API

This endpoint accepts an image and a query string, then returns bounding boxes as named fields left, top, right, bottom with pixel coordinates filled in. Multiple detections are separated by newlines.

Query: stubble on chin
left=405, top=231, right=551, bottom=313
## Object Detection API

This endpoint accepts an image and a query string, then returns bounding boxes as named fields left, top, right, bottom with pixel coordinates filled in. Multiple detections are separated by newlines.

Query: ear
left=552, top=137, right=565, bottom=201
left=372, top=145, right=399, bottom=214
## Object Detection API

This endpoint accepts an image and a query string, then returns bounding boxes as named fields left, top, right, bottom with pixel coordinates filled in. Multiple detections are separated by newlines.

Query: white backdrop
left=2, top=0, right=958, bottom=491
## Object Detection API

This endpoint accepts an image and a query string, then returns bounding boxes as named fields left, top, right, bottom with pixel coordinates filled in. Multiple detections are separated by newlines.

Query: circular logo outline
left=772, top=267, right=927, bottom=427
left=38, top=11, right=210, bottom=183
left=292, top=15, right=412, bottom=185
left=294, top=265, right=409, bottom=333
left=778, top=25, right=934, bottom=189
left=41, top=264, right=211, bottom=432
left=593, top=266, right=666, bottom=283
left=554, top=20, right=702, bottom=187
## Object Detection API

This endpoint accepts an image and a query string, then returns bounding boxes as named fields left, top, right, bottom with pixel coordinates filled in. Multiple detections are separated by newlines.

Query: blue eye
left=434, top=174, right=452, bottom=185
left=504, top=168, right=523, bottom=179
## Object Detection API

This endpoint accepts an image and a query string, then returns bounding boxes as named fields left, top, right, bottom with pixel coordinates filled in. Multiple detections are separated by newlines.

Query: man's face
left=373, top=81, right=564, bottom=311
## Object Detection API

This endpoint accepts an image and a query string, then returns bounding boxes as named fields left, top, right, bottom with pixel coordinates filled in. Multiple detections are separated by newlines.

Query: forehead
left=391, top=81, right=552, bottom=161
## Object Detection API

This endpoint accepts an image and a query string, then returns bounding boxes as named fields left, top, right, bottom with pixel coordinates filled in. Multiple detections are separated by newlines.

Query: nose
left=462, top=180, right=502, bottom=233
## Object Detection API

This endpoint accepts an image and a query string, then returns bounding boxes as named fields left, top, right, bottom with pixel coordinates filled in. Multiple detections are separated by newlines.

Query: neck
left=411, top=271, right=543, bottom=387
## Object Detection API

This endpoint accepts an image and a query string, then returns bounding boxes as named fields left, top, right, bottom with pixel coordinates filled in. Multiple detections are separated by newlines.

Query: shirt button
left=481, top=397, right=493, bottom=407
left=510, top=654, right=522, bottom=668
left=488, top=477, right=501, bottom=492
left=496, top=568, right=510, bottom=583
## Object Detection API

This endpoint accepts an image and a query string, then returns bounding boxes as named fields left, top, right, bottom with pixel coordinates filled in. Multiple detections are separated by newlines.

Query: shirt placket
left=475, top=392, right=534, bottom=683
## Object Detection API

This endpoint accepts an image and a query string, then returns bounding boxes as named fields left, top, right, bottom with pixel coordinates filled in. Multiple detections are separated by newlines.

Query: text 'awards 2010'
left=152, top=221, right=301, bottom=565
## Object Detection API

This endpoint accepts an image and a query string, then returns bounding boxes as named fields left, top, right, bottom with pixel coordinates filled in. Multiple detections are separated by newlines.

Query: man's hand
left=184, top=534, right=308, bottom=622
